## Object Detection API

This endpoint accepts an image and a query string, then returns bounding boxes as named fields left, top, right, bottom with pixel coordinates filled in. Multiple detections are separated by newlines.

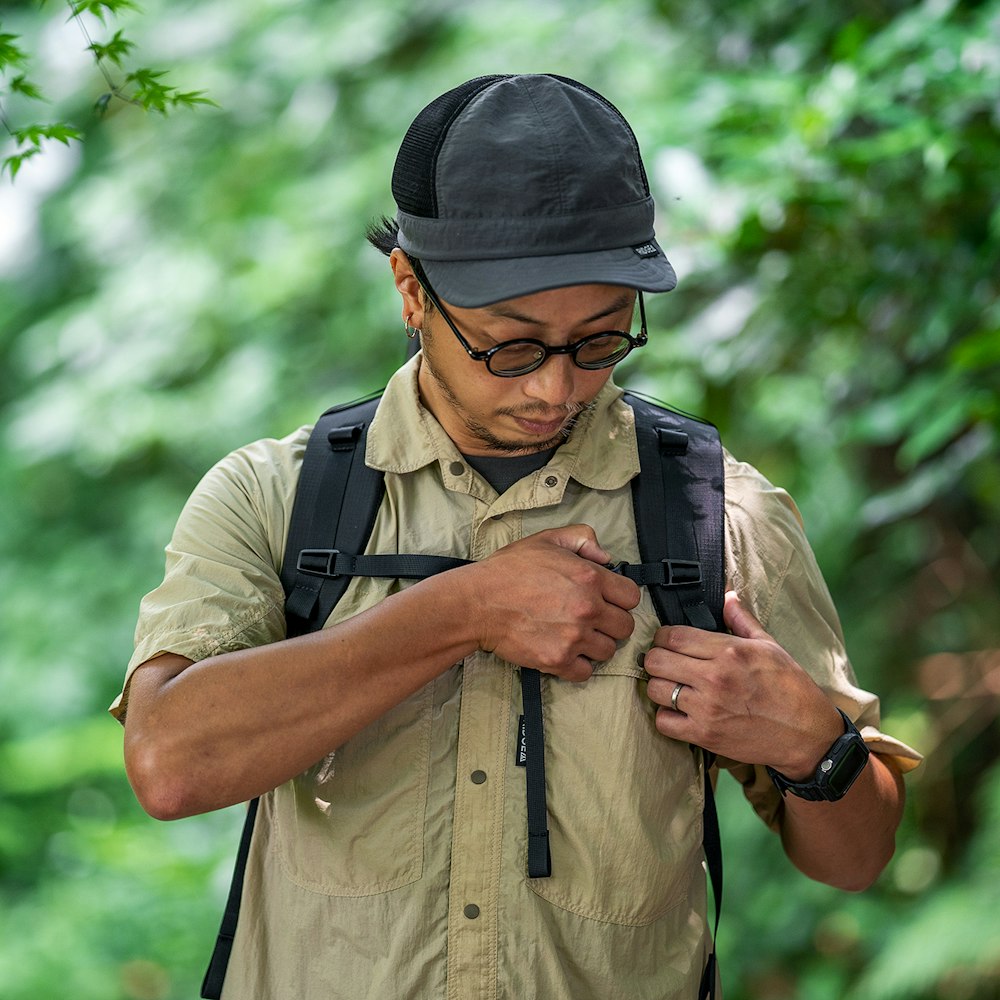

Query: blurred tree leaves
left=1, top=0, right=213, bottom=177
left=1, top=0, right=998, bottom=997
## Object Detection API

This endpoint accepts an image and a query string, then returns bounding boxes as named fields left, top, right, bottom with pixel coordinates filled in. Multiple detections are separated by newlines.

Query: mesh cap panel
left=392, top=75, right=510, bottom=218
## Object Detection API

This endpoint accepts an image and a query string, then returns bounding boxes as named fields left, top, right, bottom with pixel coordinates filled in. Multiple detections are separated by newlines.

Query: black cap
left=392, top=74, right=676, bottom=307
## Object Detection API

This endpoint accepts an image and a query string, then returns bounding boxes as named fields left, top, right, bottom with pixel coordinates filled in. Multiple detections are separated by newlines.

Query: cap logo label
left=632, top=242, right=660, bottom=259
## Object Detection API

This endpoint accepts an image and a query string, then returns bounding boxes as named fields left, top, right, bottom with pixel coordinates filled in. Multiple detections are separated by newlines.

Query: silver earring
left=404, top=314, right=420, bottom=339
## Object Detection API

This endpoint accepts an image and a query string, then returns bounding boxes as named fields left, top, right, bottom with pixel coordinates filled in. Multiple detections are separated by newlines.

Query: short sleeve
left=109, top=428, right=310, bottom=723
left=720, top=452, right=922, bottom=827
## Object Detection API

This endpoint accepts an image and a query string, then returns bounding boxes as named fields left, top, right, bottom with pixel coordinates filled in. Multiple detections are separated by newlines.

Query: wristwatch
left=766, top=709, right=870, bottom=802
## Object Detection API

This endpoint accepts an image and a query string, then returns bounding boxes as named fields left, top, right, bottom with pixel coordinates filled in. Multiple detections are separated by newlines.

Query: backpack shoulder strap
left=624, top=391, right=725, bottom=1000
left=280, top=393, right=386, bottom=638
left=621, top=391, right=725, bottom=633
left=279, top=392, right=470, bottom=637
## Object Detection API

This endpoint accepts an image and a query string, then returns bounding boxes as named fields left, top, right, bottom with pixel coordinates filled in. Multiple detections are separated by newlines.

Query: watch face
left=827, top=738, right=870, bottom=794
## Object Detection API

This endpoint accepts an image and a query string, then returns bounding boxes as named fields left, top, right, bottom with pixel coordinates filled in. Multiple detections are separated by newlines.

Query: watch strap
left=766, top=709, right=870, bottom=802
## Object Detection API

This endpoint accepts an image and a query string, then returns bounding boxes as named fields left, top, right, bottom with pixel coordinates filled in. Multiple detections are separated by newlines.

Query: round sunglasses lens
left=489, top=343, right=546, bottom=376
left=575, top=335, right=632, bottom=368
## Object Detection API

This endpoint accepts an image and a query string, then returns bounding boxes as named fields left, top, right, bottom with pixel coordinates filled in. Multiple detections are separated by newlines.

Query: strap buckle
left=296, top=548, right=341, bottom=578
left=662, top=559, right=701, bottom=587
left=609, top=559, right=703, bottom=587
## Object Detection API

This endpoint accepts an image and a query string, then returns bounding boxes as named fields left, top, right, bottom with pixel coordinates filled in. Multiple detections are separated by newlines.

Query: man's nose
left=521, top=354, right=577, bottom=407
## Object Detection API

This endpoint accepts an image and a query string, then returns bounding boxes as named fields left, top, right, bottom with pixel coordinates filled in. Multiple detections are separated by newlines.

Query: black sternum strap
left=295, top=549, right=470, bottom=581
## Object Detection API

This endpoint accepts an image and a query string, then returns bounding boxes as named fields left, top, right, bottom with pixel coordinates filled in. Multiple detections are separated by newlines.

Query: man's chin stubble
left=468, top=402, right=594, bottom=454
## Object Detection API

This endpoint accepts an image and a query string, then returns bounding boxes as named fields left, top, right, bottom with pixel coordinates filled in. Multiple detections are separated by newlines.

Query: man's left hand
left=645, top=591, right=843, bottom=779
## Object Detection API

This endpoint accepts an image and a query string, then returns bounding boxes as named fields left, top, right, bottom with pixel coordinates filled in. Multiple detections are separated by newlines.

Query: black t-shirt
left=462, top=447, right=557, bottom=495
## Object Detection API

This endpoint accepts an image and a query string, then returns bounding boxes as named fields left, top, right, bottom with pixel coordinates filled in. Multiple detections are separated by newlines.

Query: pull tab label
left=516, top=714, right=528, bottom=766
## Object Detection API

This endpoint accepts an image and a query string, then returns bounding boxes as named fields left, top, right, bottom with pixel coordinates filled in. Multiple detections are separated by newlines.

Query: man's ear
left=390, top=249, right=427, bottom=328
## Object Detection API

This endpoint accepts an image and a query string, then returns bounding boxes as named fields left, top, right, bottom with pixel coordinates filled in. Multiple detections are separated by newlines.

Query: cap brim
left=419, top=244, right=677, bottom=308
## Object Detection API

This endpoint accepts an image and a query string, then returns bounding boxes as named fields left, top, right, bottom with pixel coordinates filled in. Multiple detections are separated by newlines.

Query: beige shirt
left=113, top=358, right=920, bottom=1000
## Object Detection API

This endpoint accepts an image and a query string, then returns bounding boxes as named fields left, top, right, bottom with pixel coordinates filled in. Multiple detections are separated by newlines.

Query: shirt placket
left=445, top=479, right=524, bottom=1000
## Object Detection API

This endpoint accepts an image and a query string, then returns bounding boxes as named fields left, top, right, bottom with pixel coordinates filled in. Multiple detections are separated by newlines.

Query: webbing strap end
left=285, top=580, right=322, bottom=622
left=527, top=831, right=552, bottom=879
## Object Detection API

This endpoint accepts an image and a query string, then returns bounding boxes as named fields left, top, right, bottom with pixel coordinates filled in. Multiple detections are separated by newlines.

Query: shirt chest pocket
left=524, top=615, right=706, bottom=926
left=271, top=683, right=433, bottom=896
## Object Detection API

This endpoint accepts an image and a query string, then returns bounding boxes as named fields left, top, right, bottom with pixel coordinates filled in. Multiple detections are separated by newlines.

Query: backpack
left=201, top=389, right=725, bottom=1000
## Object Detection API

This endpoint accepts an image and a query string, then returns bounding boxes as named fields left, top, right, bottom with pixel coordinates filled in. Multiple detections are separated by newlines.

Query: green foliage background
left=1, top=0, right=998, bottom=997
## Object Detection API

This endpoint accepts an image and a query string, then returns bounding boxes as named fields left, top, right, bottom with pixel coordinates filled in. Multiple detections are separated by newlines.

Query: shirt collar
left=366, top=356, right=455, bottom=474
left=367, top=355, right=640, bottom=490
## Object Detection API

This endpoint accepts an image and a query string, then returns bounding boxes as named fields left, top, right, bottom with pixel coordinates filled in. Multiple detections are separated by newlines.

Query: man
left=112, top=74, right=920, bottom=999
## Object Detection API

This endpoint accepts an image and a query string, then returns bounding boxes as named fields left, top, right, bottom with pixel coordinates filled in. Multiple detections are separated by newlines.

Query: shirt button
left=463, top=904, right=481, bottom=920
left=449, top=461, right=465, bottom=476
left=544, top=475, right=558, bottom=487
left=491, top=513, right=503, bottom=521
left=470, top=770, right=487, bottom=784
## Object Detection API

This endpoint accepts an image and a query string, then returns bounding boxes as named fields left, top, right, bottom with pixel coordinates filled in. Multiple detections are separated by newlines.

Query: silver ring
left=671, top=682, right=686, bottom=712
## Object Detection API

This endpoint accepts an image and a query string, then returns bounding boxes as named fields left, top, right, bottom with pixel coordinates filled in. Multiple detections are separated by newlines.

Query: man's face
left=416, top=282, right=636, bottom=457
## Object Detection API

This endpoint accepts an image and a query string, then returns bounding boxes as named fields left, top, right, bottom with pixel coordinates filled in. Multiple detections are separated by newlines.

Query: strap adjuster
left=656, top=428, right=689, bottom=455
left=662, top=559, right=701, bottom=586
left=609, top=559, right=703, bottom=588
left=327, top=423, right=365, bottom=449
left=297, top=548, right=342, bottom=577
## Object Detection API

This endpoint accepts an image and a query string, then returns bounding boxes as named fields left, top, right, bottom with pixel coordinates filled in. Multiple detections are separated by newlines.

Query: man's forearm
left=124, top=570, right=481, bottom=821
left=777, top=753, right=905, bottom=891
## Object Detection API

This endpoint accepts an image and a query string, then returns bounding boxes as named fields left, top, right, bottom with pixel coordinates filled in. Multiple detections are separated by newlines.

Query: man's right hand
left=463, top=524, right=641, bottom=681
